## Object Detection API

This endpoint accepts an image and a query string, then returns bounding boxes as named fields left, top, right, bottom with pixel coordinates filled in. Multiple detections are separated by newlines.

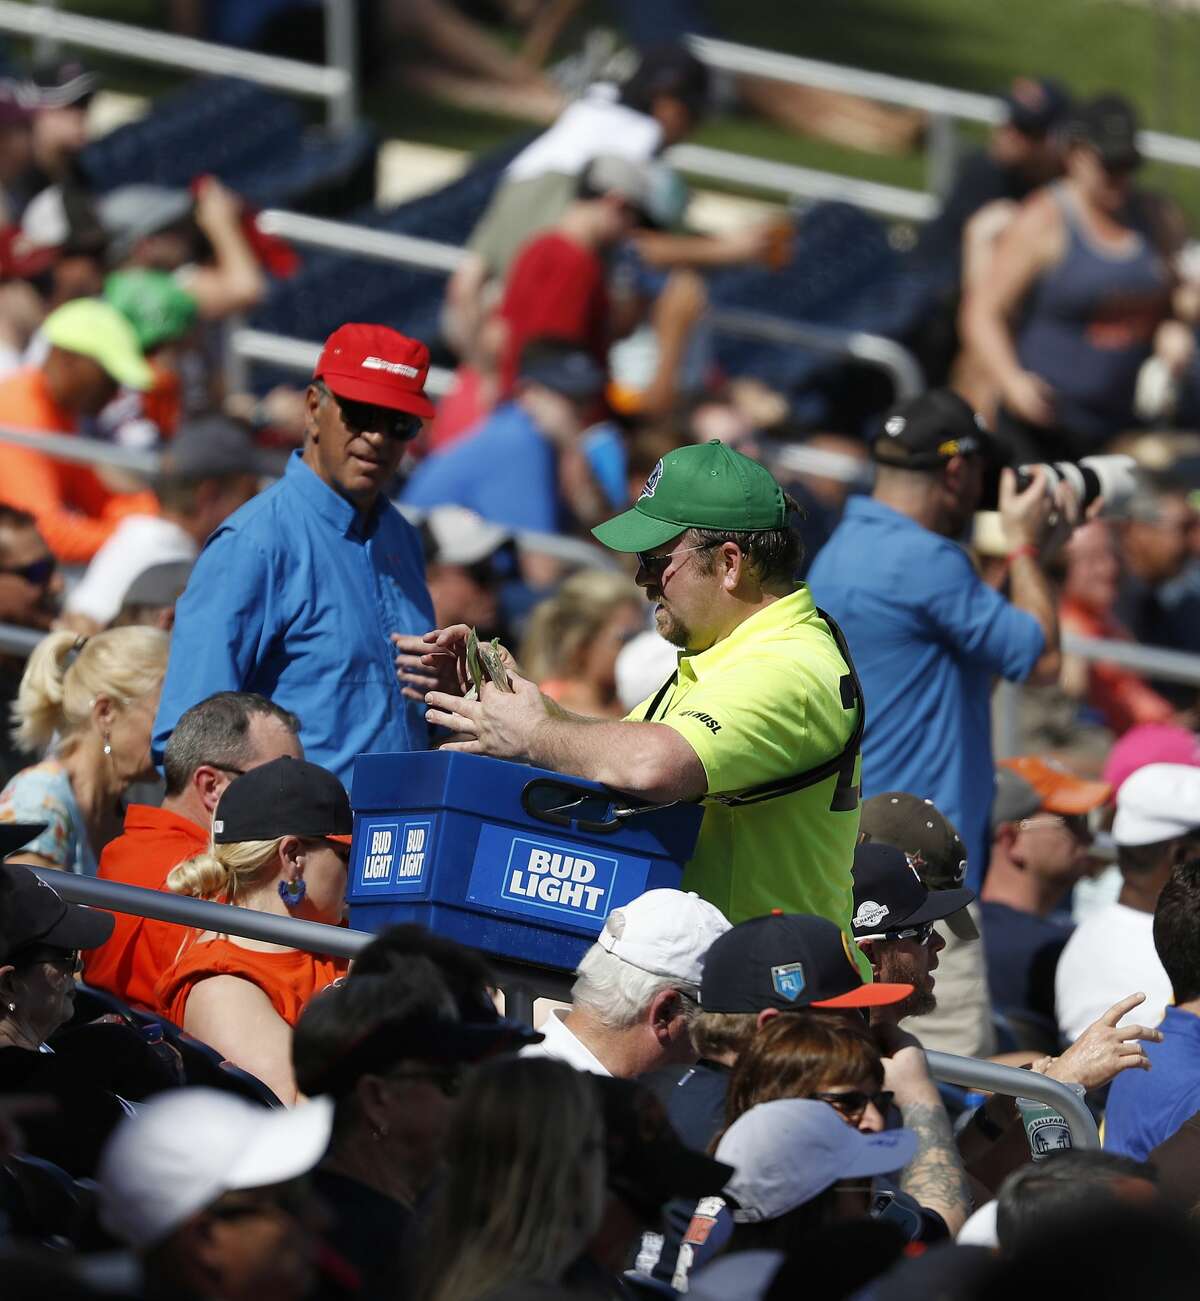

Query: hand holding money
left=466, top=628, right=514, bottom=696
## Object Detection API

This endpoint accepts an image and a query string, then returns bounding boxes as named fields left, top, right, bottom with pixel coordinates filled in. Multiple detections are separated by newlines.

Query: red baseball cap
left=313, top=323, right=436, bottom=419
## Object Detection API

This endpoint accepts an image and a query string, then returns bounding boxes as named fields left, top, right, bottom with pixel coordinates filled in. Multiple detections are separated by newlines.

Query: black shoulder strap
left=710, top=607, right=865, bottom=811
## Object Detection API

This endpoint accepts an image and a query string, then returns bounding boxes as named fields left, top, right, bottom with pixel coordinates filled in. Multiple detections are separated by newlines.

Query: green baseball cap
left=104, top=269, right=197, bottom=352
left=592, top=440, right=787, bottom=552
left=42, top=297, right=153, bottom=391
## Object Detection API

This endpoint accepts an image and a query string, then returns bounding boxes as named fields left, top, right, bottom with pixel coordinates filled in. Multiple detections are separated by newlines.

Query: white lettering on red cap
left=362, top=355, right=420, bottom=379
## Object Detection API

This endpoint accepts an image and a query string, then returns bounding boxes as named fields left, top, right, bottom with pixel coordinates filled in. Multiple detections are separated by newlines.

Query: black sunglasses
left=0, top=557, right=56, bottom=586
left=813, top=1088, right=894, bottom=1121
left=635, top=541, right=721, bottom=582
left=332, top=392, right=422, bottom=442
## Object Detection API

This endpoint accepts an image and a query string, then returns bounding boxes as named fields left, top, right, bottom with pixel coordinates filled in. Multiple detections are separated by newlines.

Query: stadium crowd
left=0, top=16, right=1199, bottom=1301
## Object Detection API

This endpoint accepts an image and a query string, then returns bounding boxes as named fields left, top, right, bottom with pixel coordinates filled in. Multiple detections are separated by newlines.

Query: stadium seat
left=79, top=77, right=377, bottom=216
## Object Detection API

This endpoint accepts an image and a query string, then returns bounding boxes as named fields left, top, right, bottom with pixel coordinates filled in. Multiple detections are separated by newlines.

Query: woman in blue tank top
left=962, top=95, right=1193, bottom=461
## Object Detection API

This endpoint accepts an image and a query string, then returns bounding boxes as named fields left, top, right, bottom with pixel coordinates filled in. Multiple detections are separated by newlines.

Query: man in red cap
left=152, top=323, right=437, bottom=784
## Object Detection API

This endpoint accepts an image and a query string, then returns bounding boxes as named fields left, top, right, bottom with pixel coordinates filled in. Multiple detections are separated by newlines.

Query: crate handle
left=520, top=778, right=626, bottom=833
left=521, top=778, right=678, bottom=833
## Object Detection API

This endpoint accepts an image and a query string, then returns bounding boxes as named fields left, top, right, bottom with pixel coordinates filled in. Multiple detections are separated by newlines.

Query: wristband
left=1007, top=544, right=1038, bottom=564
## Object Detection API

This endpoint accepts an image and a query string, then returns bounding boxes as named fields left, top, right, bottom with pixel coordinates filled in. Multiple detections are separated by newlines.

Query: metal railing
left=0, top=423, right=161, bottom=475
left=688, top=33, right=1200, bottom=203
left=238, top=207, right=927, bottom=401
left=0, top=0, right=359, bottom=130
left=32, top=867, right=1098, bottom=1144
left=927, top=1050, right=1098, bottom=1149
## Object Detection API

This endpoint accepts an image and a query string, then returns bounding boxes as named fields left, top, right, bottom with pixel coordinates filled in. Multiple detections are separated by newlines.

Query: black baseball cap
left=0, top=862, right=114, bottom=964
left=871, top=390, right=995, bottom=471
left=850, top=843, right=975, bottom=941
left=1070, top=94, right=1142, bottom=171
left=596, top=1077, right=732, bottom=1223
left=859, top=792, right=978, bottom=941
left=700, top=913, right=913, bottom=1012
left=213, top=757, right=352, bottom=845
left=1003, top=77, right=1071, bottom=137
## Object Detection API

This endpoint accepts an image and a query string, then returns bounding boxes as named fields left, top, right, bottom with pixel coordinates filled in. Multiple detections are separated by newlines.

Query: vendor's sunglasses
left=0, top=557, right=56, bottom=586
left=332, top=392, right=422, bottom=442
left=860, top=921, right=936, bottom=946
left=636, top=541, right=720, bottom=582
left=813, top=1088, right=895, bottom=1123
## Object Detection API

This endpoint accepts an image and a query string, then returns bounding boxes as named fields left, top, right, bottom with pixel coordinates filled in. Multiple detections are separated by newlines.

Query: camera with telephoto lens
left=1014, top=454, right=1139, bottom=517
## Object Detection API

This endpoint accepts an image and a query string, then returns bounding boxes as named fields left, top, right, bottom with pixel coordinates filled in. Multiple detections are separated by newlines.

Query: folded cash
left=466, top=628, right=513, bottom=694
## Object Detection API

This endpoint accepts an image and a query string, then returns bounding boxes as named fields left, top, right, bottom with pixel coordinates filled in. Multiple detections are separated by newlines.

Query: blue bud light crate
left=347, top=751, right=704, bottom=972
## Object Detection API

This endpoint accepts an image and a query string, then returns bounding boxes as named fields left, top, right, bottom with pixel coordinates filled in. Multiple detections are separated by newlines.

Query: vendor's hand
left=425, top=673, right=548, bottom=759
left=1041, top=992, right=1163, bottom=1091
left=393, top=632, right=462, bottom=701
left=193, top=175, right=242, bottom=234
left=419, top=624, right=520, bottom=694
left=1002, top=369, right=1056, bottom=427
left=998, top=465, right=1058, bottom=551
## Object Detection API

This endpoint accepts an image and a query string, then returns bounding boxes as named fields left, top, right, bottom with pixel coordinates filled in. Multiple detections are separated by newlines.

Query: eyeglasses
left=0, top=557, right=56, bottom=586
left=635, top=541, right=721, bottom=583
left=14, top=945, right=80, bottom=972
left=813, top=1088, right=894, bottom=1123
left=332, top=392, right=422, bottom=442
left=386, top=1066, right=464, bottom=1098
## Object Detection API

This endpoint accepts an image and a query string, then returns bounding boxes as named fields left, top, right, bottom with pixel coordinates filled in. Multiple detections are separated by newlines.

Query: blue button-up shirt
left=807, top=496, right=1044, bottom=890
left=153, top=451, right=433, bottom=786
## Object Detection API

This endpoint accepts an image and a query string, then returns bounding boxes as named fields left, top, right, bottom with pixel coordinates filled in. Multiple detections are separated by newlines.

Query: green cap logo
left=593, top=441, right=787, bottom=553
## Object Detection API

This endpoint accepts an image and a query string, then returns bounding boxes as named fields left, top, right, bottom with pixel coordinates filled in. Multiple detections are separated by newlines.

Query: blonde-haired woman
left=519, top=570, right=644, bottom=718
left=421, top=1056, right=606, bottom=1301
left=1, top=627, right=169, bottom=874
left=155, top=756, right=352, bottom=1105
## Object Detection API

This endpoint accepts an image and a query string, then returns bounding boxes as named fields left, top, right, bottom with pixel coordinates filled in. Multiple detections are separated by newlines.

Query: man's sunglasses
left=635, top=541, right=720, bottom=582
left=332, top=392, right=422, bottom=442
left=859, top=921, right=936, bottom=946
left=813, top=1088, right=895, bottom=1122
left=0, top=558, right=56, bottom=586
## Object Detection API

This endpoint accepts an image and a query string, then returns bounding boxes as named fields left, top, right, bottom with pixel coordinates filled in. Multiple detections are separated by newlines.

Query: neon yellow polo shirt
left=628, top=585, right=863, bottom=949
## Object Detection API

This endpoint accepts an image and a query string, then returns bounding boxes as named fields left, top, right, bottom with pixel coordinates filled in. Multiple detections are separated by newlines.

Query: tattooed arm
left=877, top=1028, right=973, bottom=1235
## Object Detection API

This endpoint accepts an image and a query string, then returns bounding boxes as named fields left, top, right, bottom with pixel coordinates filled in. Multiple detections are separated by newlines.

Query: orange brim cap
left=812, top=981, right=914, bottom=1009
left=1001, top=756, right=1112, bottom=815
left=327, top=834, right=353, bottom=845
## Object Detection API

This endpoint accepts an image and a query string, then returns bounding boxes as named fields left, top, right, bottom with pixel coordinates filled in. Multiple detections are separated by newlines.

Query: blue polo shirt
left=1105, top=1007, right=1200, bottom=1160
left=153, top=451, right=433, bottom=787
left=807, top=497, right=1044, bottom=890
left=401, top=401, right=561, bottom=533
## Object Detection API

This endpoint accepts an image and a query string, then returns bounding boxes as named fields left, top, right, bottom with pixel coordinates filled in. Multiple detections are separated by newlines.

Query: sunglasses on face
left=1019, top=813, right=1092, bottom=843
left=332, top=393, right=422, bottom=442
left=813, top=1088, right=895, bottom=1122
left=861, top=921, right=936, bottom=946
left=0, top=557, right=56, bottom=587
left=635, top=541, right=720, bottom=582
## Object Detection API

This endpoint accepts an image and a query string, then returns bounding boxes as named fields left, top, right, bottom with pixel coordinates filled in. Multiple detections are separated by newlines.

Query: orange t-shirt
left=155, top=936, right=347, bottom=1029
left=82, top=804, right=210, bottom=1012
left=0, top=367, right=159, bottom=563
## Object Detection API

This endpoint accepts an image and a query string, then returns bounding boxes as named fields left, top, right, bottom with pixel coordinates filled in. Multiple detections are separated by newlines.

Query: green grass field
left=24, top=0, right=1200, bottom=219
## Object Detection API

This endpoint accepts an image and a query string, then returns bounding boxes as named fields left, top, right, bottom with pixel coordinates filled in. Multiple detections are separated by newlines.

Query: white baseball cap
left=596, top=888, right=730, bottom=987
left=423, top=506, right=510, bottom=566
left=97, top=1088, right=334, bottom=1248
left=1112, top=763, right=1200, bottom=847
left=715, top=1098, right=917, bottom=1222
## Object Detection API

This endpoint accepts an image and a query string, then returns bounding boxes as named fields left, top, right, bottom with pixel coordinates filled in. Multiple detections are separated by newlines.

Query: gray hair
left=162, top=691, right=300, bottom=795
left=571, top=944, right=699, bottom=1030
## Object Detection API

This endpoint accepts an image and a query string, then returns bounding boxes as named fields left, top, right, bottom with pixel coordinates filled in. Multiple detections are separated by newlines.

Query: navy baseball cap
left=700, top=913, right=913, bottom=1012
left=850, top=843, right=975, bottom=941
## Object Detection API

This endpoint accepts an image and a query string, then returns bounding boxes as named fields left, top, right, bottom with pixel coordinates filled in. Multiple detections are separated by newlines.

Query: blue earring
left=278, top=878, right=307, bottom=909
